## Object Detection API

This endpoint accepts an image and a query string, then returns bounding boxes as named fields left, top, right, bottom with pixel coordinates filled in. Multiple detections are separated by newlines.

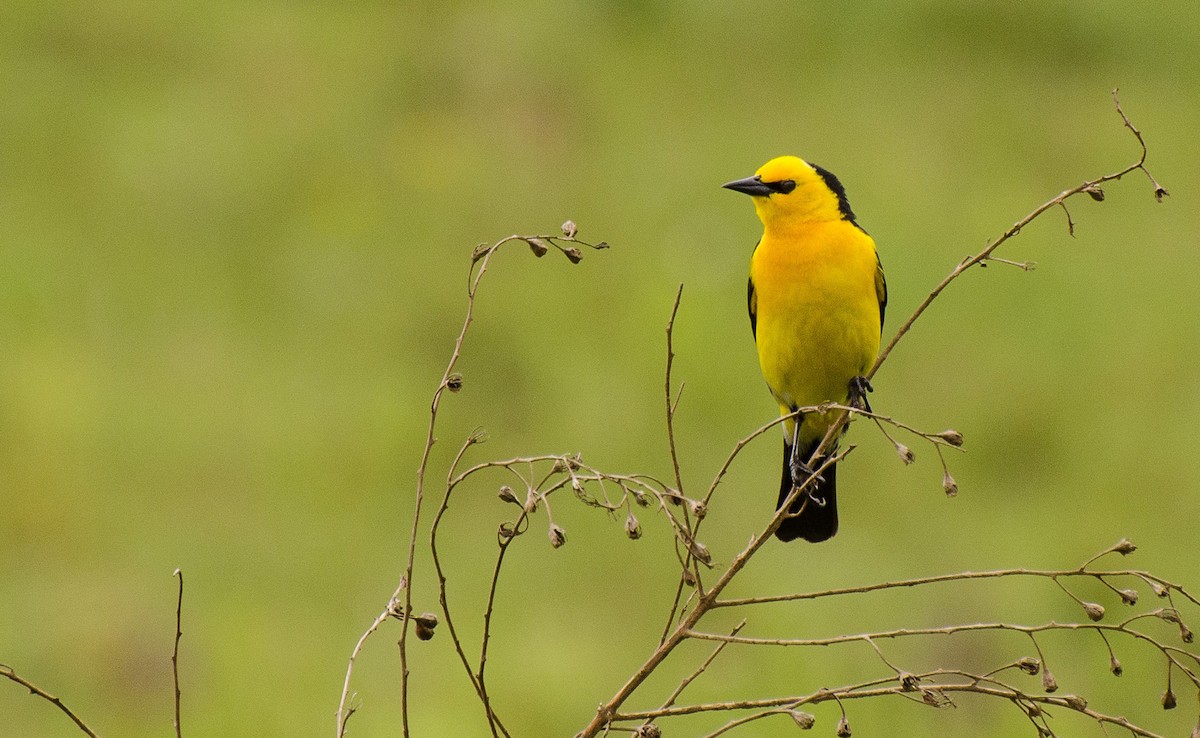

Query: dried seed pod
left=498, top=485, right=519, bottom=505
left=1162, top=687, right=1177, bottom=710
left=525, top=237, right=550, bottom=257
left=445, top=373, right=464, bottom=392
left=836, top=716, right=852, bottom=737
left=1062, top=694, right=1088, bottom=710
left=1042, top=668, right=1058, bottom=693
left=413, top=612, right=438, bottom=641
left=1017, top=656, right=1041, bottom=675
left=561, top=220, right=578, bottom=238
left=625, top=512, right=642, bottom=540
left=935, top=429, right=964, bottom=446
left=548, top=524, right=567, bottom=549
left=1082, top=602, right=1106, bottom=621
left=942, top=470, right=958, bottom=498
left=789, top=710, right=815, bottom=729
left=687, top=539, right=711, bottom=565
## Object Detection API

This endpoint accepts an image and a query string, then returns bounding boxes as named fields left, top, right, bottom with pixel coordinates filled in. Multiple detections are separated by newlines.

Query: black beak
left=722, top=174, right=774, bottom=197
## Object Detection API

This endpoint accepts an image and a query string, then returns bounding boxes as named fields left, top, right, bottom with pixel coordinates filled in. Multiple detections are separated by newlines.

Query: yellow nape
left=752, top=156, right=845, bottom=228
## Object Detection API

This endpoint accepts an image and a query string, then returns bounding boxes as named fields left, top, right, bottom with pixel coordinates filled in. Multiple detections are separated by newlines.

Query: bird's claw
left=848, top=375, right=874, bottom=413
left=789, top=458, right=824, bottom=489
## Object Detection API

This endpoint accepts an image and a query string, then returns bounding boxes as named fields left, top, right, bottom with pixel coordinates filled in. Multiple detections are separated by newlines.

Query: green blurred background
left=2, top=1, right=1198, bottom=735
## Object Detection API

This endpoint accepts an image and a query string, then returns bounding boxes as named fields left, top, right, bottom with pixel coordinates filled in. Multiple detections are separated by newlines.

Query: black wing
left=747, top=274, right=757, bottom=339
left=875, top=251, right=887, bottom=332
left=748, top=239, right=761, bottom=339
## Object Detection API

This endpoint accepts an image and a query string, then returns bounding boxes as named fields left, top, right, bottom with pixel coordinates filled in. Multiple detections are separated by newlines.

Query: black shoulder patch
left=809, top=163, right=858, bottom=225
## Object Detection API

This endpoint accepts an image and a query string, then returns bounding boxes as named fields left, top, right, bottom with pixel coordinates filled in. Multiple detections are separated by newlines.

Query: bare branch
left=633, top=674, right=1170, bottom=738
left=172, top=569, right=184, bottom=738
left=663, top=284, right=686, bottom=496
left=577, top=95, right=1172, bottom=738
left=337, top=227, right=607, bottom=735
left=1111, top=88, right=1170, bottom=200
left=336, top=594, right=402, bottom=736
left=1, top=664, right=99, bottom=738
left=714, top=561, right=1192, bottom=610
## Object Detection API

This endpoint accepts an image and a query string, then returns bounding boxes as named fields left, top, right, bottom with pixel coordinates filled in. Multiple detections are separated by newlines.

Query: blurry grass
left=2, top=1, right=1198, bottom=735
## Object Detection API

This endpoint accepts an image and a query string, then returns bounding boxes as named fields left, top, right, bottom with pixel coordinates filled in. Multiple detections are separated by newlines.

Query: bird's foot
left=848, top=375, right=874, bottom=413
left=789, top=457, right=824, bottom=489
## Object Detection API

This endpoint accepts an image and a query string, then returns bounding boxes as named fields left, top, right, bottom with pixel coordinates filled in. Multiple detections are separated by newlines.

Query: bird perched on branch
left=724, top=156, right=886, bottom=542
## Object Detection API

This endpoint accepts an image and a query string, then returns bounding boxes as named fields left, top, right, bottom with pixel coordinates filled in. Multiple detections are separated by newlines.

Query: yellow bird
left=724, top=156, right=886, bottom=542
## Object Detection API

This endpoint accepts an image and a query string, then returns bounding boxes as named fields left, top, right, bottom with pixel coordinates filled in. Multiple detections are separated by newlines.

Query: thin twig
left=663, top=284, right=686, bottom=496
left=714, top=567, right=1189, bottom=609
left=1, top=664, right=99, bottom=738
left=475, top=516, right=522, bottom=738
left=338, top=230, right=596, bottom=735
left=172, top=568, right=184, bottom=738
left=653, top=619, right=747, bottom=718
left=430, top=434, right=509, bottom=738
left=336, top=596, right=401, bottom=736
left=1111, top=88, right=1169, bottom=200
left=394, top=235, right=506, bottom=737
left=653, top=675, right=1169, bottom=738
left=684, top=617, right=1200, bottom=688
left=338, top=227, right=605, bottom=736
left=659, top=284, right=700, bottom=640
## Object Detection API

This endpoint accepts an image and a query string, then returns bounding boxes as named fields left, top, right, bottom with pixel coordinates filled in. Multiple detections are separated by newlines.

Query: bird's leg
left=788, top=417, right=824, bottom=490
left=848, top=375, right=874, bottom=413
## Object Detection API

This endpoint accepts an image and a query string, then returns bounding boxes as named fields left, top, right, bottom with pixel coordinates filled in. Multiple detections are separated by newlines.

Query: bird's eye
left=775, top=180, right=796, bottom=194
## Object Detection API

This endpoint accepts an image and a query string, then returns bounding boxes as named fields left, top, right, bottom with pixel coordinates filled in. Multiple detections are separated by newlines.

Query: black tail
left=775, top=439, right=838, bottom=543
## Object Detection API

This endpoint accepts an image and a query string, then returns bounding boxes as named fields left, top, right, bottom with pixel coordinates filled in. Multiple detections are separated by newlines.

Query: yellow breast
left=751, top=219, right=881, bottom=419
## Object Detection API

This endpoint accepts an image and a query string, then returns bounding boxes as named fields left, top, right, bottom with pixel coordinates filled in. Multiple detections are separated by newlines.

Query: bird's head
left=723, top=156, right=856, bottom=228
